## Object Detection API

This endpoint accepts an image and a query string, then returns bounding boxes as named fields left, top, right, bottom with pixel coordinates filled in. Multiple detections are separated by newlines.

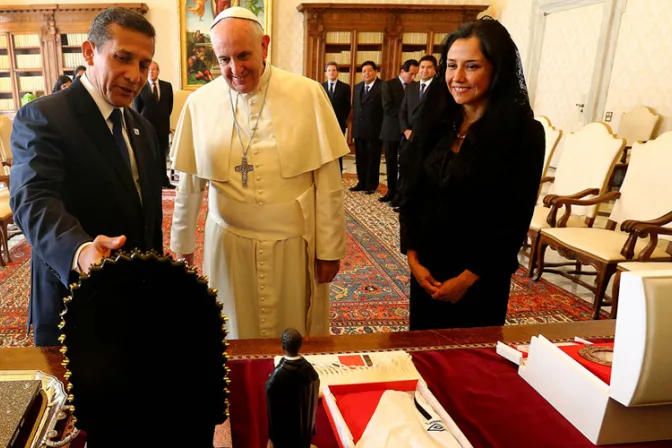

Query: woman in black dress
left=399, top=18, right=545, bottom=330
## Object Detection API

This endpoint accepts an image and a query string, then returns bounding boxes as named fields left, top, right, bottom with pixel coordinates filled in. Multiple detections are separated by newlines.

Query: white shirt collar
left=398, top=75, right=406, bottom=86
left=80, top=73, right=123, bottom=122
left=365, top=78, right=377, bottom=89
left=420, top=77, right=434, bottom=88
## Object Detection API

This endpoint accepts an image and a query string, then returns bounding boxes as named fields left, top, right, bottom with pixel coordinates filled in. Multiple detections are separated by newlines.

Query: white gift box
left=517, top=270, right=672, bottom=445
left=321, top=379, right=472, bottom=448
left=285, top=351, right=472, bottom=448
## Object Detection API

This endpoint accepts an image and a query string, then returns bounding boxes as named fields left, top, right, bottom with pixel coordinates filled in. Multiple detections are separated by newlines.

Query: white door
left=531, top=2, right=605, bottom=133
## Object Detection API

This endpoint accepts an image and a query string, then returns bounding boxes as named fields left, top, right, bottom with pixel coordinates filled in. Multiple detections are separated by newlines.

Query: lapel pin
left=133, top=128, right=140, bottom=135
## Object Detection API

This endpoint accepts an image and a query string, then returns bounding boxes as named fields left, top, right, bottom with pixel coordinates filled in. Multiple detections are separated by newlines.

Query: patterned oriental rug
left=0, top=179, right=604, bottom=347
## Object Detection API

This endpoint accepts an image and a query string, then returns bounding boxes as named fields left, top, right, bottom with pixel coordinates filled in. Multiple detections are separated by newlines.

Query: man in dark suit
left=351, top=61, right=383, bottom=194
left=321, top=61, right=351, bottom=172
left=396, top=55, right=438, bottom=210
left=9, top=7, right=163, bottom=346
left=134, top=60, right=175, bottom=188
left=379, top=59, right=418, bottom=203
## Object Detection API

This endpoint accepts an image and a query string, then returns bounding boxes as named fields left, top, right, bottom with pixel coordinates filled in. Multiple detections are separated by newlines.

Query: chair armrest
left=621, top=223, right=672, bottom=260
left=548, top=191, right=621, bottom=228
left=540, top=176, right=555, bottom=185
left=621, top=211, right=672, bottom=233
left=543, top=187, right=599, bottom=207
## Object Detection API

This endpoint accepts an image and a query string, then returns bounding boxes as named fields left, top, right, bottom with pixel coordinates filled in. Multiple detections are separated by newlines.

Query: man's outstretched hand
left=78, top=235, right=126, bottom=274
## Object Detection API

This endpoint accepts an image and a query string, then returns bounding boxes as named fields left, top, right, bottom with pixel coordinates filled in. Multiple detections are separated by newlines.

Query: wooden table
left=0, top=320, right=617, bottom=447
left=0, top=320, right=616, bottom=377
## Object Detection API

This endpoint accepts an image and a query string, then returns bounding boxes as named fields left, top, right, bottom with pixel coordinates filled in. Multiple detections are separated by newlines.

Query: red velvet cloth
left=559, top=342, right=614, bottom=384
left=228, top=358, right=340, bottom=448
left=228, top=349, right=672, bottom=448
left=412, top=349, right=672, bottom=448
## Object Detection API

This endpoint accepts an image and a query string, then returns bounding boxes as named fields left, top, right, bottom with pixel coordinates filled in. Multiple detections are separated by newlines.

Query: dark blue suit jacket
left=352, top=78, right=383, bottom=140
left=9, top=79, right=164, bottom=346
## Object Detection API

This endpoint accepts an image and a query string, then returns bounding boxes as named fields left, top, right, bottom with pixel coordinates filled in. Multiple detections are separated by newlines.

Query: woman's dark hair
left=52, top=75, right=72, bottom=93
left=88, top=7, right=155, bottom=49
left=438, top=17, right=532, bottom=120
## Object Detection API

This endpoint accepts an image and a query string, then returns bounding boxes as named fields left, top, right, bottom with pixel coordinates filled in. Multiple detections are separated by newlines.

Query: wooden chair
left=611, top=260, right=672, bottom=318
left=520, top=116, right=562, bottom=272
left=0, top=116, right=13, bottom=265
left=535, top=131, right=672, bottom=319
left=0, top=171, right=10, bottom=267
left=170, top=90, right=193, bottom=135
left=612, top=106, right=660, bottom=185
left=0, top=115, right=11, bottom=177
left=525, top=122, right=625, bottom=277
left=618, top=106, right=660, bottom=147
left=535, top=116, right=563, bottom=198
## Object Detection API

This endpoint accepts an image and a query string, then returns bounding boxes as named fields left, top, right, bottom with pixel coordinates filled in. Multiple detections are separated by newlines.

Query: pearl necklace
left=453, top=121, right=468, bottom=139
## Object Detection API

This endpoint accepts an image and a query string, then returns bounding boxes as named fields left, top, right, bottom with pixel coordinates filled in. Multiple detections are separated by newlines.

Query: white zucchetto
left=211, top=6, right=263, bottom=30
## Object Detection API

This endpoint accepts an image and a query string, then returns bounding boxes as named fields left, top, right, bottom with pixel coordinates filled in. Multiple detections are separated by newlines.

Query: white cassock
left=170, top=65, right=350, bottom=339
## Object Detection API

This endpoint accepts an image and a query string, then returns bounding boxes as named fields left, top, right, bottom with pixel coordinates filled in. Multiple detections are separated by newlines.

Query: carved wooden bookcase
left=297, top=3, right=486, bottom=86
left=0, top=3, right=148, bottom=115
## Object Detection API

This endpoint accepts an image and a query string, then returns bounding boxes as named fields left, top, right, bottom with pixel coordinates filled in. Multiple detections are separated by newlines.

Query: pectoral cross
left=235, top=156, right=254, bottom=188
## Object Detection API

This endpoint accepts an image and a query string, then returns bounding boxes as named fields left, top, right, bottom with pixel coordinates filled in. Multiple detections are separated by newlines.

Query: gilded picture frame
left=179, top=0, right=273, bottom=90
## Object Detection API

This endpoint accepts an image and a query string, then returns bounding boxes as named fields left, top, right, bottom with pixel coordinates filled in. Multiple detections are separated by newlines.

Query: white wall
left=496, top=0, right=535, bottom=71
left=603, top=0, right=672, bottom=135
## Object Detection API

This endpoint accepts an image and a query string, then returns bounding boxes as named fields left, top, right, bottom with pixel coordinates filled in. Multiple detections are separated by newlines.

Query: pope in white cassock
left=170, top=7, right=349, bottom=339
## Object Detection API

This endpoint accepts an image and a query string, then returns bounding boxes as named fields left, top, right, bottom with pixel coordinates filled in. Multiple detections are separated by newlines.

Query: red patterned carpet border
left=1, top=182, right=605, bottom=347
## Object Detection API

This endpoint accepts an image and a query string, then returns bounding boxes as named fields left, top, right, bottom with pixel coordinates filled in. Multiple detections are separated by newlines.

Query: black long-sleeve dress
left=399, top=102, right=545, bottom=330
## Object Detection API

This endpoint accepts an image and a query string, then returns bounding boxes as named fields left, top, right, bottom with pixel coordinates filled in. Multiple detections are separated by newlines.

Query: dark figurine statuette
left=266, top=328, right=320, bottom=448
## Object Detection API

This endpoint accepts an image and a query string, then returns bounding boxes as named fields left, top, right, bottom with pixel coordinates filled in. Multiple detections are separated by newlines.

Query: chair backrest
left=618, top=106, right=660, bottom=147
left=170, top=90, right=192, bottom=133
left=0, top=115, right=12, bottom=176
left=548, top=122, right=625, bottom=217
left=535, top=115, right=562, bottom=177
left=609, top=131, right=672, bottom=241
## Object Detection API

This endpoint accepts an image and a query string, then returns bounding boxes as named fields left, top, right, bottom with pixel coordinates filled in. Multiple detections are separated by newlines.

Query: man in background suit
left=9, top=7, right=163, bottom=346
left=73, top=65, right=87, bottom=81
left=134, top=60, right=175, bottom=188
left=396, top=55, right=438, bottom=211
left=322, top=61, right=351, bottom=172
left=379, top=59, right=418, bottom=204
left=351, top=60, right=383, bottom=194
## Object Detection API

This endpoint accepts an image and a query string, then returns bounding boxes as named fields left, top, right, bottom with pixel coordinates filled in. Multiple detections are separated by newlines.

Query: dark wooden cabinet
left=297, top=3, right=486, bottom=84
left=0, top=3, right=148, bottom=115
left=297, top=3, right=485, bottom=146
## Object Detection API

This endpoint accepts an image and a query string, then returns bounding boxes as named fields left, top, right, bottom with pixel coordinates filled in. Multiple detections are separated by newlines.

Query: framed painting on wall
left=180, top=0, right=273, bottom=90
